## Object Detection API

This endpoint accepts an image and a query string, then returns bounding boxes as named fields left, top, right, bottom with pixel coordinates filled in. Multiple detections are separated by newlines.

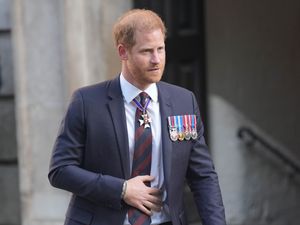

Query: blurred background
left=0, top=0, right=299, bottom=225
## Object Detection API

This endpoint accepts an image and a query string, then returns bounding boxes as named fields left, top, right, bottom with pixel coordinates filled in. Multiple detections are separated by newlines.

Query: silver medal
left=139, top=113, right=152, bottom=129
left=185, top=126, right=191, bottom=140
left=169, top=126, right=178, bottom=141
left=191, top=128, right=198, bottom=140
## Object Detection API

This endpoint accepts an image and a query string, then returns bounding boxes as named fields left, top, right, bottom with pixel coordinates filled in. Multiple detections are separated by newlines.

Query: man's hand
left=123, top=175, right=162, bottom=216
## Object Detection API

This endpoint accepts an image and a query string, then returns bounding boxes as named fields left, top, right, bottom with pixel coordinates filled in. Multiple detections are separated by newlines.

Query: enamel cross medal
left=133, top=94, right=152, bottom=129
left=139, top=113, right=152, bottom=128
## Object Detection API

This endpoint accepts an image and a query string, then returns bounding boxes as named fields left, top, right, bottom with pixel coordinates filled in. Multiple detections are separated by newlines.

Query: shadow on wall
left=210, top=95, right=300, bottom=225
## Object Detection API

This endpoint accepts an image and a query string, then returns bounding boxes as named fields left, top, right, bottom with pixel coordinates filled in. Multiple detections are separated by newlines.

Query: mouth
left=148, top=68, right=160, bottom=72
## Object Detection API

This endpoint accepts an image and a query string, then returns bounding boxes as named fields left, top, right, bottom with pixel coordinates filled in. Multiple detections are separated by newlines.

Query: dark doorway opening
left=134, top=1, right=206, bottom=224
left=134, top=0, right=207, bottom=132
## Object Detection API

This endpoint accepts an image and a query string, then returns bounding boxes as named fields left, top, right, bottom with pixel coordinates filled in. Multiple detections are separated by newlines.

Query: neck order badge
left=133, top=93, right=152, bottom=129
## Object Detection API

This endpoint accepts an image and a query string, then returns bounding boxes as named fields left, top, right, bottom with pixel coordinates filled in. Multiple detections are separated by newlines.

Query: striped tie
left=128, top=92, right=152, bottom=225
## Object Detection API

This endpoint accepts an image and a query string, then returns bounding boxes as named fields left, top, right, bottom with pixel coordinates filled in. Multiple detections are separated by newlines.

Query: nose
left=150, top=51, right=160, bottom=64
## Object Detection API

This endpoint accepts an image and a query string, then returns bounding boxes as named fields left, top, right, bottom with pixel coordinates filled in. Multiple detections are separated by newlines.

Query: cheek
left=135, top=56, right=148, bottom=65
left=159, top=54, right=166, bottom=65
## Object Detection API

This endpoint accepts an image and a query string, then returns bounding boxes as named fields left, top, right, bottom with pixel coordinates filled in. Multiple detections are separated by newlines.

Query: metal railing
left=0, top=158, right=18, bottom=166
left=237, top=126, right=300, bottom=176
left=0, top=55, right=2, bottom=90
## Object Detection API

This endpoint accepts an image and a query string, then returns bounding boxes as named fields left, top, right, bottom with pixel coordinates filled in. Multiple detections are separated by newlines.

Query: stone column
left=12, top=0, right=131, bottom=225
left=0, top=0, right=21, bottom=225
left=63, top=0, right=131, bottom=98
left=12, top=1, right=68, bottom=225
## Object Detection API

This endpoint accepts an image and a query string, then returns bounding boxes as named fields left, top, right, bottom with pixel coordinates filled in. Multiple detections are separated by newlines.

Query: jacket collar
left=157, top=82, right=173, bottom=191
left=107, top=77, right=174, bottom=184
left=107, top=75, right=130, bottom=178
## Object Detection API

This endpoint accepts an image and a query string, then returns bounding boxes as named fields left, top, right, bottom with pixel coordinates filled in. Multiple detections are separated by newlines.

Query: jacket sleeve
left=186, top=92, right=226, bottom=225
left=48, top=90, right=124, bottom=210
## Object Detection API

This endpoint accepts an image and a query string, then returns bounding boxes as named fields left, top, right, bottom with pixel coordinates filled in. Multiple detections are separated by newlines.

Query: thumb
left=140, top=175, right=155, bottom=182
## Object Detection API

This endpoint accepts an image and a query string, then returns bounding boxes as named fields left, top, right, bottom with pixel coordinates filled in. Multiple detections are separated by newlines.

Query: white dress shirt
left=120, top=74, right=171, bottom=224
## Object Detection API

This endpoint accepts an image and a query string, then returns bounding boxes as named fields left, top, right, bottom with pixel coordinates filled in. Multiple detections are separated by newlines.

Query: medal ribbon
left=179, top=116, right=183, bottom=132
left=175, top=116, right=179, bottom=133
left=168, top=116, right=175, bottom=127
left=191, top=115, right=195, bottom=130
left=184, top=115, right=188, bottom=131
left=173, top=116, right=178, bottom=128
left=188, top=115, right=192, bottom=133
left=133, top=95, right=151, bottom=113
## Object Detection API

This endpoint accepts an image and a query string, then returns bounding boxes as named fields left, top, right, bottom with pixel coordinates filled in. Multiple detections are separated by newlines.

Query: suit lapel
left=107, top=79, right=173, bottom=182
left=107, top=76, right=130, bottom=179
left=157, top=82, right=173, bottom=190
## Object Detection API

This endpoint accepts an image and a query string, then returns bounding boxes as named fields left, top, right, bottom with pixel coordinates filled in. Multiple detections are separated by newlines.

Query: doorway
left=133, top=1, right=206, bottom=224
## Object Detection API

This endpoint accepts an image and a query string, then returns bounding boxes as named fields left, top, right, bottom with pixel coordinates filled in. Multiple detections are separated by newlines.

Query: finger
left=148, top=187, right=163, bottom=196
left=140, top=175, right=155, bottom=182
left=138, top=204, right=152, bottom=216
left=147, top=195, right=163, bottom=206
left=152, top=204, right=163, bottom=212
left=143, top=200, right=162, bottom=212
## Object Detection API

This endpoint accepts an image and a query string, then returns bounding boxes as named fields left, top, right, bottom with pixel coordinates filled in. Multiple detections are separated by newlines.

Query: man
left=48, top=9, right=226, bottom=225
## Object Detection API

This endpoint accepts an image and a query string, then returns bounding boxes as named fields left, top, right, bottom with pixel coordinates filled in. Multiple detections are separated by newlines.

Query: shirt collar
left=120, top=73, right=158, bottom=103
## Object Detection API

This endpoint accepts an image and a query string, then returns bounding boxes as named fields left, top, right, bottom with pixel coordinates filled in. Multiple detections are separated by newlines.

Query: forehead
left=134, top=29, right=165, bottom=47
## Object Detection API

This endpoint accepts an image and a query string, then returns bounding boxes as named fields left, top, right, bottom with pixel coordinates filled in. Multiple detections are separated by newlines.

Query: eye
left=158, top=46, right=165, bottom=52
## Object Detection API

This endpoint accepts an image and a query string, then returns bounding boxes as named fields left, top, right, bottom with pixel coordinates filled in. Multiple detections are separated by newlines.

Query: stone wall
left=7, top=0, right=300, bottom=224
left=210, top=96, right=300, bottom=225
left=206, top=1, right=300, bottom=224
left=12, top=0, right=131, bottom=224
left=0, top=0, right=21, bottom=224
left=206, top=0, right=300, bottom=158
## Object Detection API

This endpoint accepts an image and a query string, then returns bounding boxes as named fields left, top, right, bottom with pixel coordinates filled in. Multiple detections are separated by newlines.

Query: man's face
left=122, top=29, right=166, bottom=90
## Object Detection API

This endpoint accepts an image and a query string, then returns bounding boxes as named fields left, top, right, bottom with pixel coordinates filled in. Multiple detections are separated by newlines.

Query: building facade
left=0, top=0, right=299, bottom=225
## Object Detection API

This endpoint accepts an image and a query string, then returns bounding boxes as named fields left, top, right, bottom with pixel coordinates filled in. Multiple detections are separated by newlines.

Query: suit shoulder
left=158, top=81, right=193, bottom=96
left=76, top=80, right=111, bottom=94
left=71, top=77, right=119, bottom=101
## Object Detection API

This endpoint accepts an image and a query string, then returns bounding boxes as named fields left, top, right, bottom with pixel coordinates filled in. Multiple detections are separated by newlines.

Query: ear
left=118, top=44, right=128, bottom=60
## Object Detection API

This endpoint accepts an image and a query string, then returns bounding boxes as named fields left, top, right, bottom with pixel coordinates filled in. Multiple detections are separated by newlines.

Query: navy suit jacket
left=48, top=76, right=226, bottom=225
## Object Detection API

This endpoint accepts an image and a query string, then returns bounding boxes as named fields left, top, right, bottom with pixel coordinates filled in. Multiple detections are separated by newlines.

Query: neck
left=121, top=71, right=150, bottom=91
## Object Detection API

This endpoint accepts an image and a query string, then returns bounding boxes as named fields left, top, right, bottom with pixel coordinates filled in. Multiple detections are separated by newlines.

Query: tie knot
left=139, top=92, right=149, bottom=107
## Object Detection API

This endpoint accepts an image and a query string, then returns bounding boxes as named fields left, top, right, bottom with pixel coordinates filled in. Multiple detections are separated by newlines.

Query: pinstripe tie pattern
left=128, top=92, right=152, bottom=225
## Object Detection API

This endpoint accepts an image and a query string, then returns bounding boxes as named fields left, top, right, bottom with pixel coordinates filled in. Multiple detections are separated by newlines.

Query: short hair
left=113, top=9, right=167, bottom=49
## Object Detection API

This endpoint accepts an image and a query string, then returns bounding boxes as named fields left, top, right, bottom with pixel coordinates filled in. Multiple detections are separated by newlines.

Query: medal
left=191, top=115, right=198, bottom=140
left=168, top=116, right=178, bottom=141
left=191, top=129, right=197, bottom=139
left=139, top=113, right=152, bottom=128
left=168, top=114, right=198, bottom=141
left=133, top=94, right=152, bottom=129
left=170, top=126, right=178, bottom=141
left=184, top=115, right=191, bottom=140
left=178, top=132, right=185, bottom=141
left=177, top=116, right=185, bottom=141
